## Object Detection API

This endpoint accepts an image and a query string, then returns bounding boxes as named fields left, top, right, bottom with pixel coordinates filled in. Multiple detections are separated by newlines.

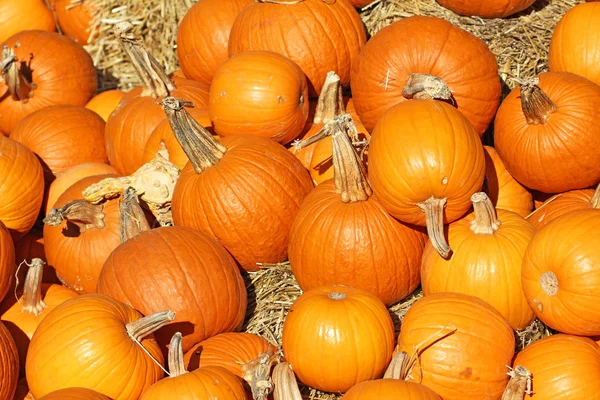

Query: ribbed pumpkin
left=495, top=72, right=600, bottom=193
left=0, top=222, right=15, bottom=303
left=97, top=226, right=247, bottom=352
left=2, top=259, right=78, bottom=376
left=368, top=100, right=485, bottom=258
left=0, top=31, right=96, bottom=133
left=421, top=192, right=535, bottom=329
left=436, top=0, right=535, bottom=18
left=398, top=293, right=515, bottom=400
left=85, top=90, right=126, bottom=122
left=177, top=0, right=252, bottom=85
left=282, top=285, right=395, bottom=393
left=549, top=3, right=600, bottom=86
left=165, top=98, right=314, bottom=271
left=141, top=333, right=248, bottom=400
left=26, top=295, right=171, bottom=399
left=522, top=209, right=600, bottom=335
left=527, top=185, right=598, bottom=230
left=0, top=320, right=19, bottom=400
left=228, top=0, right=366, bottom=97
left=289, top=120, right=426, bottom=306
left=208, top=51, right=309, bottom=144
left=483, top=146, right=532, bottom=217
left=343, top=380, right=442, bottom=400
left=54, top=0, right=95, bottom=44
left=0, top=0, right=55, bottom=44
left=38, top=388, right=111, bottom=400
left=511, top=334, right=600, bottom=399
left=43, top=174, right=121, bottom=294
left=10, top=105, right=108, bottom=185
left=350, top=16, right=500, bottom=135
left=0, top=136, right=44, bottom=241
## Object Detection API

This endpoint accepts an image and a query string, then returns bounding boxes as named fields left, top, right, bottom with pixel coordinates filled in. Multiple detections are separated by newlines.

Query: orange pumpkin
left=228, top=0, right=366, bottom=97
left=0, top=31, right=97, bottom=133
left=54, top=0, right=95, bottom=44
left=495, top=72, right=600, bottom=193
left=0, top=320, right=19, bottom=399
left=348, top=0, right=377, bottom=7
left=398, top=293, right=515, bottom=400
left=549, top=3, right=600, bottom=86
left=177, top=0, right=252, bottom=85
left=436, top=0, right=535, bottom=18
left=85, top=90, right=126, bottom=122
left=2, top=259, right=78, bottom=376
left=511, top=334, right=600, bottom=399
left=522, top=209, right=600, bottom=335
left=0, top=222, right=15, bottom=303
left=527, top=185, right=598, bottom=230
left=483, top=146, right=533, bottom=217
left=343, top=380, right=442, bottom=400
left=350, top=16, right=500, bottom=135
left=26, top=294, right=171, bottom=399
left=13, top=229, right=60, bottom=288
left=532, top=190, right=556, bottom=210
left=166, top=98, right=314, bottom=271
left=43, top=174, right=121, bottom=294
left=0, top=136, right=44, bottom=241
left=38, top=388, right=111, bottom=400
left=421, top=192, right=535, bottom=329
left=368, top=100, right=485, bottom=258
left=282, top=285, right=395, bottom=393
left=0, top=0, right=56, bottom=44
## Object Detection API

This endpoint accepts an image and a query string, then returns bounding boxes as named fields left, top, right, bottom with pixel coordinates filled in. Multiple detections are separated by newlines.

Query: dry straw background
left=85, top=0, right=578, bottom=398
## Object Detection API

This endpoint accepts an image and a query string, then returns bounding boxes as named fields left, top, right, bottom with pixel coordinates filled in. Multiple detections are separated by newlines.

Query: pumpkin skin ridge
left=527, top=187, right=596, bottom=230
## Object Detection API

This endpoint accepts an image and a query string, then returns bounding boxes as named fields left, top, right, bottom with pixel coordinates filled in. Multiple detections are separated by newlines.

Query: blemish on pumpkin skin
left=459, top=367, right=473, bottom=378
left=278, top=95, right=286, bottom=104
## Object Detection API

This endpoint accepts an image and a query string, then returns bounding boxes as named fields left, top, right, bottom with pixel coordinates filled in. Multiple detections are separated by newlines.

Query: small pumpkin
left=85, top=90, right=126, bottom=122
left=228, top=0, right=366, bottom=97
left=54, top=0, right=96, bottom=44
left=0, top=320, right=19, bottom=400
left=0, top=0, right=55, bottom=44
left=421, top=192, right=536, bottom=329
left=38, top=388, right=111, bottom=400
left=495, top=73, right=600, bottom=193
left=436, top=0, right=535, bottom=18
left=549, top=3, right=600, bottom=86
left=343, top=380, right=442, bottom=400
left=368, top=100, right=485, bottom=258
left=350, top=16, right=500, bottom=135
left=522, top=209, right=600, bottom=335
left=282, top=285, right=395, bottom=393
left=177, top=0, right=252, bottom=85
left=398, top=292, right=515, bottom=400
left=0, top=31, right=97, bottom=133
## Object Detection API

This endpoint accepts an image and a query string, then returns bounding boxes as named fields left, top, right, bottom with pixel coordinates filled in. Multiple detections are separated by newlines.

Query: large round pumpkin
left=421, top=192, right=536, bottom=329
left=495, top=72, right=600, bottom=193
left=177, top=0, right=252, bottom=85
left=522, top=209, right=600, bottom=335
left=208, top=51, right=309, bottom=144
left=43, top=174, right=122, bottom=294
left=549, top=3, right=600, bottom=86
left=97, top=226, right=247, bottom=352
left=350, top=16, right=500, bottom=135
left=436, top=0, right=535, bottom=18
left=0, top=30, right=97, bottom=133
left=26, top=294, right=170, bottom=399
left=10, top=105, right=108, bottom=186
left=0, top=222, right=16, bottom=303
left=85, top=90, right=126, bottom=122
left=527, top=185, right=598, bottom=230
left=343, top=380, right=442, bottom=400
left=228, top=0, right=366, bottom=97
left=512, top=334, right=600, bottom=399
left=0, top=136, right=44, bottom=241
left=0, top=0, right=55, bottom=44
left=368, top=100, right=485, bottom=258
left=38, top=388, right=111, bottom=400
left=282, top=285, right=395, bottom=393
left=398, top=293, right=515, bottom=400
left=0, top=320, right=19, bottom=400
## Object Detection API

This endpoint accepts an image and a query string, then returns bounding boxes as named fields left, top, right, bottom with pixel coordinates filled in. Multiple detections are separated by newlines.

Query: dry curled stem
left=1, top=44, right=36, bottom=102
left=402, top=73, right=453, bottom=101
left=241, top=349, right=277, bottom=400
left=43, top=200, right=106, bottom=233
left=313, top=71, right=344, bottom=124
left=167, top=332, right=187, bottom=378
left=516, top=77, right=557, bottom=125
left=126, top=310, right=175, bottom=342
left=292, top=113, right=359, bottom=151
left=417, top=196, right=451, bottom=259
left=501, top=365, right=532, bottom=400
left=383, top=350, right=410, bottom=380
left=273, top=361, right=302, bottom=400
left=470, top=192, right=501, bottom=234
left=119, top=187, right=151, bottom=242
left=19, top=258, right=47, bottom=317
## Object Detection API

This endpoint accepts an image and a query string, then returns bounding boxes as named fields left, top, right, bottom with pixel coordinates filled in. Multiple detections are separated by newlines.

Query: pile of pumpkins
left=1, top=0, right=600, bottom=399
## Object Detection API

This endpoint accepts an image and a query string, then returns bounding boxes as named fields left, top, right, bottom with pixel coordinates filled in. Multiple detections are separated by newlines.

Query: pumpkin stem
left=501, top=366, right=532, bottom=400
left=470, top=192, right=501, bottom=234
left=417, top=196, right=451, bottom=258
left=293, top=113, right=359, bottom=150
left=114, top=21, right=175, bottom=98
left=518, top=77, right=557, bottom=125
left=126, top=310, right=175, bottom=343
left=402, top=73, right=452, bottom=101
left=119, top=187, right=151, bottom=243
left=1, top=45, right=37, bottom=102
left=540, top=271, right=559, bottom=296
left=591, top=183, right=600, bottom=209
left=167, top=332, right=188, bottom=378
left=160, top=97, right=227, bottom=174
left=313, top=71, right=344, bottom=124
left=383, top=350, right=410, bottom=380
left=20, top=258, right=47, bottom=317
left=43, top=200, right=106, bottom=233
left=273, top=361, right=303, bottom=400
left=242, top=349, right=277, bottom=400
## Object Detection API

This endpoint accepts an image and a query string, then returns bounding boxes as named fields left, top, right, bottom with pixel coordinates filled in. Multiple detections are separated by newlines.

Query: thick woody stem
left=126, top=310, right=175, bottom=342
left=416, top=197, right=451, bottom=258
left=114, top=21, right=175, bottom=98
left=293, top=113, right=358, bottom=150
left=242, top=349, right=277, bottom=400
left=1, top=45, right=36, bottom=102
left=119, top=187, right=150, bottom=243
left=167, top=332, right=188, bottom=378
left=470, top=192, right=501, bottom=234
left=20, top=258, right=47, bottom=316
left=519, top=78, right=557, bottom=125
left=402, top=73, right=452, bottom=101
left=501, top=366, right=532, bottom=400
left=383, top=351, right=410, bottom=380
left=313, top=71, right=344, bottom=124
left=273, top=362, right=302, bottom=400
left=43, top=200, right=106, bottom=233
left=160, top=97, right=227, bottom=174
left=591, top=183, right=600, bottom=208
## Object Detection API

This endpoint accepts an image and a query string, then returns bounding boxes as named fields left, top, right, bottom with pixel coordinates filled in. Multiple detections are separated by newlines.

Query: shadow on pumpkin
left=155, top=320, right=196, bottom=359
left=241, top=269, right=258, bottom=324
left=2, top=319, right=29, bottom=376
